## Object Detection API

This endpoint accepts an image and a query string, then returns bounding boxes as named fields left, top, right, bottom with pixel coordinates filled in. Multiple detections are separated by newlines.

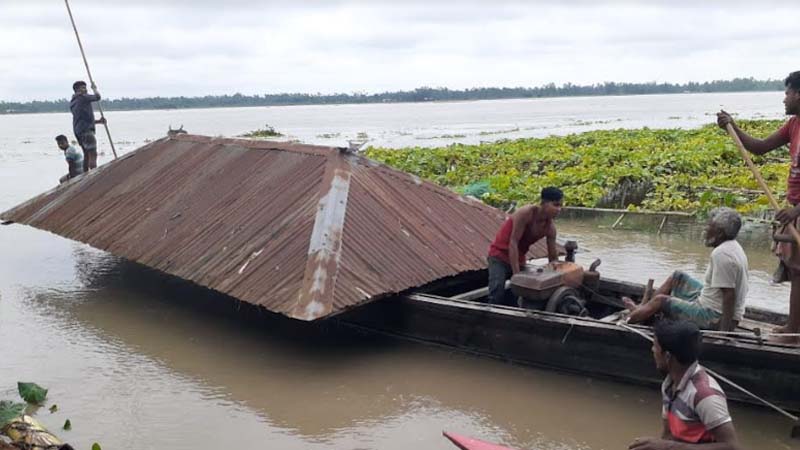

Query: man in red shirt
left=486, top=187, right=562, bottom=306
left=629, top=320, right=741, bottom=450
left=717, top=71, right=800, bottom=343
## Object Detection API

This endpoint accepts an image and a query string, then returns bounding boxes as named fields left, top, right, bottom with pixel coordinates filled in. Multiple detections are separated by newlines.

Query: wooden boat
left=340, top=261, right=800, bottom=413
left=443, top=431, right=516, bottom=450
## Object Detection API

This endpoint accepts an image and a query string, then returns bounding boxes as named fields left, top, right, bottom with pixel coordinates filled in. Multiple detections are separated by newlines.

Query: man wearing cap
left=486, top=187, right=563, bottom=306
left=629, top=320, right=741, bottom=450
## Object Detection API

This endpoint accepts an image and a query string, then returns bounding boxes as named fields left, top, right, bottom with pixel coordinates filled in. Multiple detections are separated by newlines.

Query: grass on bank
left=365, top=120, right=789, bottom=216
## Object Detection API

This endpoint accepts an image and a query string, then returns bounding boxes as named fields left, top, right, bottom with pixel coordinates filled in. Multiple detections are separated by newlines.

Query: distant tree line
left=0, top=78, right=784, bottom=115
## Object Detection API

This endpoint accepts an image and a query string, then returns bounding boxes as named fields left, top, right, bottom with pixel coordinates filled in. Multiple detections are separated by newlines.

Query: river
left=1, top=93, right=797, bottom=449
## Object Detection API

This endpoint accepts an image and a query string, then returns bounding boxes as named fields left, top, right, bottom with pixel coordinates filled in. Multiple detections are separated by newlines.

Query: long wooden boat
left=339, top=265, right=800, bottom=412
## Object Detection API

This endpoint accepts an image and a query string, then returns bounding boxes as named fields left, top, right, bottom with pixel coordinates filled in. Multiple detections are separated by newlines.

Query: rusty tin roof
left=2, top=135, right=551, bottom=320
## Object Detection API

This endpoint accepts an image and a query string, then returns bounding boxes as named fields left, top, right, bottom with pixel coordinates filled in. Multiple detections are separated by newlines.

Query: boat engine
left=510, top=262, right=587, bottom=315
left=509, top=241, right=602, bottom=316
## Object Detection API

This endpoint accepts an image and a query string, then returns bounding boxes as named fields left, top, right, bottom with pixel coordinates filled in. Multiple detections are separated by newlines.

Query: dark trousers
left=487, top=256, right=513, bottom=306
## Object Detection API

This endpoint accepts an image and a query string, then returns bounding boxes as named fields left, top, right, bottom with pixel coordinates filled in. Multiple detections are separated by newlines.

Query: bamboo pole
left=611, top=212, right=626, bottom=229
left=64, top=0, right=117, bottom=159
left=725, top=124, right=800, bottom=248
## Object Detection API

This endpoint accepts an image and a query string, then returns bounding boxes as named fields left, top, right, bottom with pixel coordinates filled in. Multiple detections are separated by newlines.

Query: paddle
left=724, top=123, right=800, bottom=248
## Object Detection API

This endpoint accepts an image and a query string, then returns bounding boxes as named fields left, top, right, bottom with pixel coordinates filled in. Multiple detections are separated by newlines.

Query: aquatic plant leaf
left=92, top=443, right=102, bottom=450
left=18, top=382, right=48, bottom=404
left=63, top=419, right=71, bottom=430
left=0, top=400, right=25, bottom=428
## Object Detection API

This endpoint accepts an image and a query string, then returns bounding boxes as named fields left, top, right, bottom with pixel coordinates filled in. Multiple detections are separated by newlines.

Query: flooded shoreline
left=2, top=94, right=798, bottom=449
left=2, top=219, right=798, bottom=449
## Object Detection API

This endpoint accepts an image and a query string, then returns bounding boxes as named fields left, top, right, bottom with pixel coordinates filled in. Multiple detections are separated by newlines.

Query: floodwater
left=1, top=93, right=798, bottom=449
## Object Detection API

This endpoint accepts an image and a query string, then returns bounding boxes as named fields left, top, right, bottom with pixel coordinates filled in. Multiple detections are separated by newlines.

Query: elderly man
left=629, top=320, right=742, bottom=450
left=623, top=208, right=748, bottom=331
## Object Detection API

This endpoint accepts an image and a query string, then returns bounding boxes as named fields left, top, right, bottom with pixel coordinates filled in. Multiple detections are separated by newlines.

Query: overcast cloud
left=0, top=1, right=797, bottom=101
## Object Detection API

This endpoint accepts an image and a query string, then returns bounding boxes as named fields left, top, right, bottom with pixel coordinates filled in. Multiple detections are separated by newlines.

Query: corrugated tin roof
left=2, top=134, right=552, bottom=320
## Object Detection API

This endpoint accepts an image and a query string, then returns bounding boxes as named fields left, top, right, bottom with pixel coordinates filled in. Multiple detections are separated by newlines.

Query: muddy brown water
left=2, top=95, right=798, bottom=449
left=1, top=218, right=798, bottom=450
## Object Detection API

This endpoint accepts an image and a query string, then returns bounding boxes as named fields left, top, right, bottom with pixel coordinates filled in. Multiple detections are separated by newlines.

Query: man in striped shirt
left=629, top=321, right=742, bottom=450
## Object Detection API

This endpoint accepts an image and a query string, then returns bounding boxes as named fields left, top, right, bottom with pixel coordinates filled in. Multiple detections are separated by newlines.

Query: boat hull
left=340, top=290, right=800, bottom=412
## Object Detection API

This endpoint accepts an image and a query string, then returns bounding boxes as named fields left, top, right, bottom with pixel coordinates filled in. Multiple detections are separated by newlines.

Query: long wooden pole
left=64, top=0, right=117, bottom=159
left=725, top=123, right=800, bottom=247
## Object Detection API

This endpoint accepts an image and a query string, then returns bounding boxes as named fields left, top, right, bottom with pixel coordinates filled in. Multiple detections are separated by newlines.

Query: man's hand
left=629, top=437, right=675, bottom=450
left=96, top=117, right=107, bottom=125
left=716, top=110, right=735, bottom=130
left=776, top=205, right=800, bottom=225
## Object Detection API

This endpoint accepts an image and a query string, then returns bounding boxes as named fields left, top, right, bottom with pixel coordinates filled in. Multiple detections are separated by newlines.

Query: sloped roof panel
left=2, top=134, right=553, bottom=320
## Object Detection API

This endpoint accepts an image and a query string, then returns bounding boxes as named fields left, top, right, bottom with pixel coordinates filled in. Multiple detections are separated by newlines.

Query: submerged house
left=1, top=135, right=548, bottom=320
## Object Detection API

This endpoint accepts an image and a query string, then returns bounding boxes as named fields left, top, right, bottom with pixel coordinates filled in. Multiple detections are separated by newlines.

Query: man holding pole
left=717, top=70, right=800, bottom=343
left=70, top=80, right=105, bottom=172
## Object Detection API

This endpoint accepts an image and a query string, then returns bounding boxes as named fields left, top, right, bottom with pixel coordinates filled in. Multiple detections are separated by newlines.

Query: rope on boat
left=64, top=0, right=118, bottom=159
left=617, top=322, right=799, bottom=422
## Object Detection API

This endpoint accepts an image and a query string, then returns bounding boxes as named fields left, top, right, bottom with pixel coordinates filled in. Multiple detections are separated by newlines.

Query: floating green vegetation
left=478, top=127, right=520, bottom=136
left=365, top=120, right=789, bottom=215
left=417, top=133, right=468, bottom=140
left=241, top=124, right=283, bottom=138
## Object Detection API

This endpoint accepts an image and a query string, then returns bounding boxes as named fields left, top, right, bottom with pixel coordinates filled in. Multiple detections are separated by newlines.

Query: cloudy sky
left=0, top=1, right=797, bottom=102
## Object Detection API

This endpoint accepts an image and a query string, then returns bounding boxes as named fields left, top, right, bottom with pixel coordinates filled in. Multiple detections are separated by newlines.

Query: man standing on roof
left=70, top=80, right=105, bottom=173
left=629, top=320, right=742, bottom=450
left=486, top=187, right=562, bottom=306
left=717, top=70, right=800, bottom=343
left=55, top=134, right=83, bottom=183
left=623, top=208, right=748, bottom=332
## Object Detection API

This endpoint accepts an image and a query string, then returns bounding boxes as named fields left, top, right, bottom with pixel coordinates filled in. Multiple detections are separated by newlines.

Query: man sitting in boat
left=487, top=187, right=562, bottom=306
left=624, top=207, right=748, bottom=331
left=629, top=320, right=741, bottom=450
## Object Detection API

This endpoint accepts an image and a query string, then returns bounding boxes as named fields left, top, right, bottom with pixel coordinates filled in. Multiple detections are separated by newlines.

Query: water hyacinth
left=366, top=120, right=788, bottom=215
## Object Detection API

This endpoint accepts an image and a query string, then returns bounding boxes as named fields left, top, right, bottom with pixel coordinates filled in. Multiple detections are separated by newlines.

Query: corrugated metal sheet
left=2, top=134, right=552, bottom=321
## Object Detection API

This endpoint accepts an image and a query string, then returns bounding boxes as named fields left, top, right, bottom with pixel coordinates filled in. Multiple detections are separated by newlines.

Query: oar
left=619, top=322, right=800, bottom=438
left=725, top=123, right=800, bottom=247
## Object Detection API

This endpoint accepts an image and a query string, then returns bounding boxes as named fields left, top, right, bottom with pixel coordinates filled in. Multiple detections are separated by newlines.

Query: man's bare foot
left=770, top=325, right=800, bottom=344
left=622, top=296, right=637, bottom=311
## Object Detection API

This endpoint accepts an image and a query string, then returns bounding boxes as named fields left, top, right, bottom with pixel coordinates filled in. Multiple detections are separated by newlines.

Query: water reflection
left=5, top=234, right=793, bottom=449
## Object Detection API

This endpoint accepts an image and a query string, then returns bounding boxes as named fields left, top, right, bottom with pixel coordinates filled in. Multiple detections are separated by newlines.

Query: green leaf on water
left=0, top=400, right=25, bottom=428
left=63, top=419, right=71, bottom=430
left=18, top=382, right=48, bottom=404
left=92, top=443, right=102, bottom=450
left=49, top=404, right=58, bottom=413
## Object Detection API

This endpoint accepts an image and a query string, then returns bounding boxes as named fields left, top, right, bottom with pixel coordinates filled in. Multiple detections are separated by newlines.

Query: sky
left=0, top=0, right=797, bottom=102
